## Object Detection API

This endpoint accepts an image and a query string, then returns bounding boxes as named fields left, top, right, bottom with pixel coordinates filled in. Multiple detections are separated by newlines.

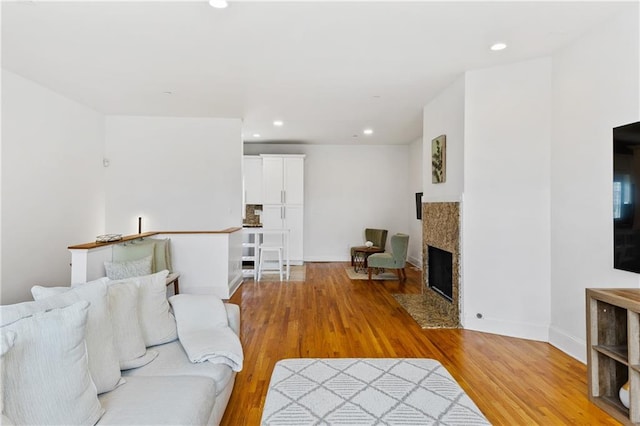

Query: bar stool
left=258, top=244, right=284, bottom=281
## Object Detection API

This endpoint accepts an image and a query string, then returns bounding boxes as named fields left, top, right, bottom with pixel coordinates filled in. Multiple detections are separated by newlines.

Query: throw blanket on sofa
left=169, top=294, right=243, bottom=372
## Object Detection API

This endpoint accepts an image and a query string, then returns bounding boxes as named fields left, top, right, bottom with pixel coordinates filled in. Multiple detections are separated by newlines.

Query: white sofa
left=98, top=303, right=240, bottom=425
left=0, top=271, right=241, bottom=426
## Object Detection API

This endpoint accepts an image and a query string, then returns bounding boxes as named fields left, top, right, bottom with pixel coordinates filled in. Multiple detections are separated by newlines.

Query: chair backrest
left=390, top=233, right=409, bottom=266
left=365, top=228, right=388, bottom=249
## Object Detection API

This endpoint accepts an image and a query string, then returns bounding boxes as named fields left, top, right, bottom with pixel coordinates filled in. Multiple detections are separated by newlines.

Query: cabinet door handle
left=283, top=190, right=286, bottom=204
left=281, top=206, right=285, bottom=220
left=281, top=190, right=284, bottom=203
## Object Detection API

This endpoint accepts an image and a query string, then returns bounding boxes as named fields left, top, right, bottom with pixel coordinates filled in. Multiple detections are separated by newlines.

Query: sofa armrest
left=224, top=303, right=240, bottom=336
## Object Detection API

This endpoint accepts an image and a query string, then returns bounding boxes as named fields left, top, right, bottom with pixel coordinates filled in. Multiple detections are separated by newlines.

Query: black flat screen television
left=613, top=120, right=640, bottom=273
left=415, top=192, right=423, bottom=220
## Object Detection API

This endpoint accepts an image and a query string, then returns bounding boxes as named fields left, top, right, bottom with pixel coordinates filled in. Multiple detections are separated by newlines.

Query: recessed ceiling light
left=253, top=133, right=261, bottom=138
left=273, top=120, right=284, bottom=127
left=209, top=0, right=228, bottom=9
left=363, top=128, right=374, bottom=135
left=162, top=91, right=173, bottom=95
left=490, top=42, right=507, bottom=51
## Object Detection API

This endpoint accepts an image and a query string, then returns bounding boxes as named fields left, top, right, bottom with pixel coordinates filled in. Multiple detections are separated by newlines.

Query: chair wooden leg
left=351, top=255, right=354, bottom=266
left=368, top=268, right=372, bottom=280
left=401, top=268, right=407, bottom=281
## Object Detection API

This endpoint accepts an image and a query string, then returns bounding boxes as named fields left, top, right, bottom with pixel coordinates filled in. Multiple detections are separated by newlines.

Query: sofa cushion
left=112, top=241, right=156, bottom=266
left=122, top=340, right=233, bottom=397
left=108, top=270, right=177, bottom=347
left=107, top=281, right=158, bottom=370
left=104, top=255, right=153, bottom=280
left=31, top=279, right=123, bottom=394
left=113, top=238, right=174, bottom=273
left=123, top=238, right=173, bottom=273
left=225, top=303, right=240, bottom=336
left=1, top=330, right=16, bottom=420
left=97, top=375, right=216, bottom=425
left=1, top=301, right=105, bottom=425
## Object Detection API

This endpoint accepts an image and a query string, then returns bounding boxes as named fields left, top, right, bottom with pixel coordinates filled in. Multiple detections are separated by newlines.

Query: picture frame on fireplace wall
left=432, top=134, right=446, bottom=183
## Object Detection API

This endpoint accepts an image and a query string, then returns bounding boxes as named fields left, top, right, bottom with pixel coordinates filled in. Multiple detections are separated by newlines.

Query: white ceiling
left=1, top=1, right=633, bottom=145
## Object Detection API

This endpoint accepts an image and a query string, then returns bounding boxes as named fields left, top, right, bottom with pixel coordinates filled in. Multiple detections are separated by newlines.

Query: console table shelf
left=587, top=288, right=640, bottom=425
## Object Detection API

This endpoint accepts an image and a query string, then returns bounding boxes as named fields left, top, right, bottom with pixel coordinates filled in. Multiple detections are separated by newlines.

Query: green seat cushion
left=367, top=253, right=396, bottom=269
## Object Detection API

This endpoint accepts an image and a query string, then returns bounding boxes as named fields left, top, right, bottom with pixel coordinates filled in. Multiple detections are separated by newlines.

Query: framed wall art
left=431, top=134, right=446, bottom=183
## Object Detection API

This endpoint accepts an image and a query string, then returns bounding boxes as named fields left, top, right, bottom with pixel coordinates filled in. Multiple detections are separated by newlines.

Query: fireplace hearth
left=422, top=202, right=460, bottom=328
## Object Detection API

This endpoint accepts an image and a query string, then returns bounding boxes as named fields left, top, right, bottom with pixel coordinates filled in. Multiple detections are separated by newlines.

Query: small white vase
left=365, top=241, right=373, bottom=248
left=619, top=381, right=630, bottom=408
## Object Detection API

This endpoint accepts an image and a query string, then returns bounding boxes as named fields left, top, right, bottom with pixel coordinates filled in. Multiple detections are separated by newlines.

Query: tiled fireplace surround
left=422, top=202, right=461, bottom=328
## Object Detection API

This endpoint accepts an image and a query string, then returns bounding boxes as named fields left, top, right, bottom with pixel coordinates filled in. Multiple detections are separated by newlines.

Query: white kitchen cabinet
left=283, top=204, right=303, bottom=262
left=261, top=155, right=305, bottom=265
left=262, top=156, right=304, bottom=205
left=243, top=155, right=263, bottom=205
left=262, top=157, right=284, bottom=204
left=283, top=157, right=304, bottom=205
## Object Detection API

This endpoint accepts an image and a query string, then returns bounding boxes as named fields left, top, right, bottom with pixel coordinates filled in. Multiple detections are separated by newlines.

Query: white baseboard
left=548, top=325, right=586, bottom=363
left=228, top=271, right=243, bottom=298
left=407, top=256, right=422, bottom=268
left=303, top=255, right=349, bottom=262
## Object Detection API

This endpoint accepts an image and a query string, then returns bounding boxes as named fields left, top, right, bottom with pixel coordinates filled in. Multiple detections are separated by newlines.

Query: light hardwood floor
left=221, top=262, right=619, bottom=425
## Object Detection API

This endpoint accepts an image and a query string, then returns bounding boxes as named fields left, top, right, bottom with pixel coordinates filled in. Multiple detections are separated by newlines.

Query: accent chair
left=350, top=228, right=388, bottom=266
left=367, top=233, right=409, bottom=281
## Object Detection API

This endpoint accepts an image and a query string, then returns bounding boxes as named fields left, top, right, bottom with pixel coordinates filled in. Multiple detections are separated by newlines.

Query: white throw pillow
left=1, top=301, right=105, bottom=425
left=129, top=270, right=177, bottom=347
left=104, top=255, right=153, bottom=280
left=31, top=278, right=123, bottom=394
left=107, top=281, right=158, bottom=370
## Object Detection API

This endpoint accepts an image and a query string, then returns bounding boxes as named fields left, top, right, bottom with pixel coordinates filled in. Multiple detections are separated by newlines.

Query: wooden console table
left=166, top=272, right=180, bottom=295
left=586, top=288, right=640, bottom=425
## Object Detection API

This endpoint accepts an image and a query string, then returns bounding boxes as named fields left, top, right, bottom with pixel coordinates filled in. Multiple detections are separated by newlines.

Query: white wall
left=1, top=69, right=105, bottom=304
left=105, top=116, right=243, bottom=233
left=244, top=144, right=411, bottom=261
left=549, top=8, right=640, bottom=361
left=423, top=76, right=465, bottom=202
left=407, top=136, right=423, bottom=267
left=462, top=57, right=552, bottom=341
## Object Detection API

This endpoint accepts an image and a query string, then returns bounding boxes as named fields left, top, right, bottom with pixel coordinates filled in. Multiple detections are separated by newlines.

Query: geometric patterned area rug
left=392, top=294, right=460, bottom=329
left=344, top=267, right=399, bottom=281
left=261, top=358, right=490, bottom=425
